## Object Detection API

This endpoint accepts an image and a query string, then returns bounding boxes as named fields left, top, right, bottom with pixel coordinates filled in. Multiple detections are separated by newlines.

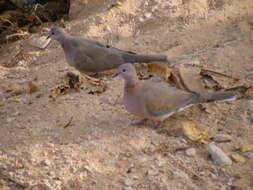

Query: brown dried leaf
left=108, top=1, right=123, bottom=10
left=181, top=121, right=211, bottom=144
left=27, top=81, right=38, bottom=94
left=244, top=87, right=253, bottom=97
left=51, top=72, right=107, bottom=97
left=174, top=65, right=205, bottom=93
left=238, top=20, right=253, bottom=32
left=156, top=145, right=169, bottom=153
left=147, top=62, right=172, bottom=81
left=170, top=67, right=186, bottom=90
left=51, top=84, right=70, bottom=95
left=200, top=69, right=240, bottom=89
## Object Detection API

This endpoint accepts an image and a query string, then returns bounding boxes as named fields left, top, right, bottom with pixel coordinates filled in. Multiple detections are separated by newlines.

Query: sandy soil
left=0, top=0, right=253, bottom=189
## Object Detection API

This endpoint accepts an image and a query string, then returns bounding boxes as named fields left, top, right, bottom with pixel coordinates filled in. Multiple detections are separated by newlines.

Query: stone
left=29, top=36, right=51, bottom=49
left=213, top=134, right=232, bottom=143
left=122, top=178, right=134, bottom=186
left=144, top=12, right=152, bottom=19
left=207, top=143, right=232, bottom=166
left=185, top=148, right=196, bottom=157
left=173, top=170, right=190, bottom=180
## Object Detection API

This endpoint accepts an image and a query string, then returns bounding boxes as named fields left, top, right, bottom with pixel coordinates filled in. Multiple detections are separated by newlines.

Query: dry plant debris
left=181, top=121, right=211, bottom=144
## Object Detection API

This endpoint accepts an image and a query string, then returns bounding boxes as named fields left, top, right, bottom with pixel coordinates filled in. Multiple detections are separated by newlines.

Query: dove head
left=114, top=64, right=139, bottom=86
left=47, top=27, right=67, bottom=41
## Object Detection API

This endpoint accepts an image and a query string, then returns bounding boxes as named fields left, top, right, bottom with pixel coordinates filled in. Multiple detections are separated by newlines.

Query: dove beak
left=112, top=72, right=120, bottom=78
left=47, top=34, right=52, bottom=39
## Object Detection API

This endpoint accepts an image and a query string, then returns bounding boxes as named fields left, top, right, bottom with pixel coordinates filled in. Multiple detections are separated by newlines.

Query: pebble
left=139, top=17, right=144, bottom=22
left=207, top=143, right=232, bottom=166
left=29, top=36, right=51, bottom=49
left=144, top=12, right=152, bottom=19
left=213, top=134, right=232, bottom=143
left=185, top=148, right=196, bottom=157
left=173, top=170, right=190, bottom=180
left=122, top=178, right=134, bottom=186
left=40, top=159, right=51, bottom=166
left=146, top=168, right=159, bottom=176
left=6, top=117, right=15, bottom=123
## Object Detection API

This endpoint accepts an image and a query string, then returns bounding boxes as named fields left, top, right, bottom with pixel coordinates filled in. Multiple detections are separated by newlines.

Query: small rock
left=122, top=178, right=134, bottom=186
left=151, top=6, right=159, bottom=12
left=185, top=148, right=196, bottom=157
left=36, top=93, right=43, bottom=98
left=207, top=143, right=232, bottom=166
left=146, top=168, right=159, bottom=176
left=243, top=152, right=253, bottom=159
left=173, top=170, right=190, bottom=180
left=6, top=117, right=15, bottom=123
left=29, top=36, right=51, bottom=49
left=40, top=159, right=51, bottom=166
left=213, top=134, right=232, bottom=143
left=104, top=26, right=112, bottom=33
left=144, top=12, right=152, bottom=19
left=139, top=17, right=144, bottom=22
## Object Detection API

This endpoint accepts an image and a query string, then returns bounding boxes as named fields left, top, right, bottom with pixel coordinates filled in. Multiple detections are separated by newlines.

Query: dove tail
left=123, top=54, right=169, bottom=63
left=199, top=91, right=238, bottom=103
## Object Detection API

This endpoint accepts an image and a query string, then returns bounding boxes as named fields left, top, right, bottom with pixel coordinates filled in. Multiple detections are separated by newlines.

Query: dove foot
left=153, top=121, right=162, bottom=129
left=129, top=119, right=148, bottom=127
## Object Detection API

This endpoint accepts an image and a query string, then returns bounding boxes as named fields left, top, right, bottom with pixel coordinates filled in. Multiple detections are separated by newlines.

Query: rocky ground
left=0, top=0, right=253, bottom=189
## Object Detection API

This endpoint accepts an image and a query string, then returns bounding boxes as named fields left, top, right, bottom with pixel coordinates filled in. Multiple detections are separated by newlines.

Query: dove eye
left=122, top=69, right=126, bottom=72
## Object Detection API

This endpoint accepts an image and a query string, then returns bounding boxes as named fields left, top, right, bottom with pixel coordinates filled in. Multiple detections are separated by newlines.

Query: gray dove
left=47, top=27, right=170, bottom=74
left=114, top=63, right=238, bottom=128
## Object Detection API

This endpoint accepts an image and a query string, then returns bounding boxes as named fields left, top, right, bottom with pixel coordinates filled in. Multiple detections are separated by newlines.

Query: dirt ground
left=0, top=0, right=253, bottom=189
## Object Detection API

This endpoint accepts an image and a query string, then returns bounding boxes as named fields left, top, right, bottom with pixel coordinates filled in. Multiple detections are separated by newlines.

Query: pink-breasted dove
left=114, top=63, right=238, bottom=128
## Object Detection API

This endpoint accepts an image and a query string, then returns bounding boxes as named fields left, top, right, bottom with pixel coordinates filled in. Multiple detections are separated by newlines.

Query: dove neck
left=59, top=34, right=71, bottom=47
left=124, top=78, right=138, bottom=92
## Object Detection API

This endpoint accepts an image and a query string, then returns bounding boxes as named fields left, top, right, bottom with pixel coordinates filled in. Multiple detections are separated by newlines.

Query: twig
left=0, top=18, right=15, bottom=27
left=63, top=116, right=73, bottom=128
left=6, top=32, right=29, bottom=42
left=200, top=68, right=240, bottom=81
left=167, top=154, right=206, bottom=182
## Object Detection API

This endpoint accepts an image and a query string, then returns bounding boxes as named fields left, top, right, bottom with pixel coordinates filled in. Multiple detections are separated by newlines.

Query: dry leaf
left=51, top=72, right=107, bottom=97
left=51, top=84, right=70, bottom=95
left=238, top=20, right=253, bottom=32
left=241, top=144, right=253, bottom=153
left=28, top=81, right=38, bottom=94
left=244, top=87, right=253, bottom=97
left=231, top=153, right=246, bottom=164
left=181, top=121, right=211, bottom=144
left=170, top=67, right=185, bottom=90
left=172, top=65, right=205, bottom=93
left=147, top=62, right=172, bottom=81
left=108, top=1, right=122, bottom=10
left=156, top=145, right=169, bottom=153
left=200, top=69, right=239, bottom=89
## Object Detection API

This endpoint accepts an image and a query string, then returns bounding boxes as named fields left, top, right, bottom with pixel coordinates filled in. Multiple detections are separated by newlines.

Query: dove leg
left=129, top=118, right=148, bottom=127
left=153, top=121, right=162, bottom=129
